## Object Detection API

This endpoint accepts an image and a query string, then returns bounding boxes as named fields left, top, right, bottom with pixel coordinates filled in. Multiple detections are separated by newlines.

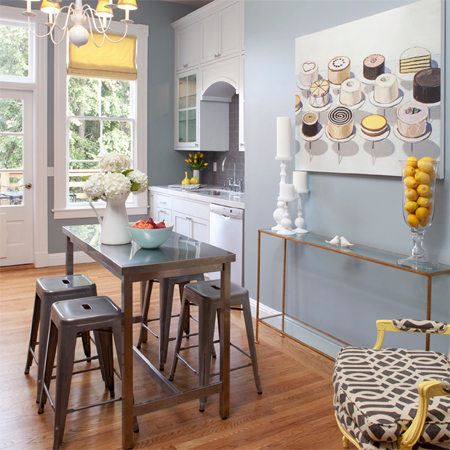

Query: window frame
left=53, top=19, right=148, bottom=219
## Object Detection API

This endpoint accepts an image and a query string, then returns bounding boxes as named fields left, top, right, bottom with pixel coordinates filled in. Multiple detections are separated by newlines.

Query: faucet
left=222, top=155, right=240, bottom=191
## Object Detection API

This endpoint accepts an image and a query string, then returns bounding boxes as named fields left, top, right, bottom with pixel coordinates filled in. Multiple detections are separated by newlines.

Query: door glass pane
left=0, top=98, right=23, bottom=132
left=102, top=121, right=132, bottom=156
left=0, top=171, right=23, bottom=206
left=0, top=135, right=23, bottom=169
left=187, top=75, right=196, bottom=108
left=101, top=80, right=131, bottom=118
left=187, top=109, right=196, bottom=143
left=0, top=25, right=29, bottom=78
left=179, top=76, right=187, bottom=109
left=179, top=111, right=186, bottom=143
left=68, top=77, right=100, bottom=117
left=69, top=119, right=100, bottom=160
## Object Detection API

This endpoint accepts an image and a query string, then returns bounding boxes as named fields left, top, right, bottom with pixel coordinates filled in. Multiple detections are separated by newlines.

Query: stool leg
left=81, top=331, right=91, bottom=358
left=93, top=331, right=109, bottom=389
left=241, top=299, right=263, bottom=394
left=25, top=293, right=41, bottom=375
left=179, top=283, right=190, bottom=335
left=36, top=297, right=53, bottom=403
left=137, top=280, right=153, bottom=348
left=198, top=302, right=217, bottom=412
left=169, top=297, right=190, bottom=381
left=159, top=279, right=175, bottom=371
left=52, top=326, right=78, bottom=450
left=97, top=330, right=115, bottom=397
left=38, top=321, right=58, bottom=413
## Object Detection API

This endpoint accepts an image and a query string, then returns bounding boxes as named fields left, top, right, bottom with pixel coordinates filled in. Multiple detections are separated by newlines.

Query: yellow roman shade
left=68, top=32, right=137, bottom=81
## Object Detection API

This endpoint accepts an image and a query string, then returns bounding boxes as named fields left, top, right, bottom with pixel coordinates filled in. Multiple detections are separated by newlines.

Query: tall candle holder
left=272, top=158, right=290, bottom=231
left=277, top=194, right=296, bottom=236
left=293, top=189, right=309, bottom=234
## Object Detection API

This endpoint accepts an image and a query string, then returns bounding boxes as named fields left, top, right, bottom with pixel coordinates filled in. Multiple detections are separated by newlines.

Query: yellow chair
left=333, top=319, right=450, bottom=450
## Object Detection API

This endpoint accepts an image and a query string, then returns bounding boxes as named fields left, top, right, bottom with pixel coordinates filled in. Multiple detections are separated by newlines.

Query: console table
left=256, top=229, right=450, bottom=352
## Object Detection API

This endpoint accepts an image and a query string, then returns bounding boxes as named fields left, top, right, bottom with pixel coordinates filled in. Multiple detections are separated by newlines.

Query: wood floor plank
left=0, top=263, right=346, bottom=450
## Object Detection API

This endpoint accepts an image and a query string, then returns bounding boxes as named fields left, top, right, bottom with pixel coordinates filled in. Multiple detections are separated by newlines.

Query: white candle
left=276, top=117, right=291, bottom=159
left=293, top=171, right=308, bottom=192
left=280, top=183, right=295, bottom=199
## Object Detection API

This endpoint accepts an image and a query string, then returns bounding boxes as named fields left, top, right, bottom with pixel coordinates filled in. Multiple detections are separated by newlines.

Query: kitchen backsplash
left=200, top=94, right=245, bottom=190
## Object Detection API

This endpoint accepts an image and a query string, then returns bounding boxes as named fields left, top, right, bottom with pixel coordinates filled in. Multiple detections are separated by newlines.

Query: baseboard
left=249, top=297, right=343, bottom=359
left=47, top=251, right=95, bottom=267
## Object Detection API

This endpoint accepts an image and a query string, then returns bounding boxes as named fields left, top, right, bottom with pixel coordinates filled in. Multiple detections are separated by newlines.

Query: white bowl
left=127, top=222, right=174, bottom=249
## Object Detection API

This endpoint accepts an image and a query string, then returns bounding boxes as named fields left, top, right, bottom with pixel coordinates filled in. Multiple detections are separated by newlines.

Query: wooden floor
left=0, top=263, right=346, bottom=450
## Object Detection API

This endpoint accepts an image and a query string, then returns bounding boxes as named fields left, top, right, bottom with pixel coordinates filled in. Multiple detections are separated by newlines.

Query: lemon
left=404, top=201, right=418, bottom=213
left=415, top=207, right=429, bottom=221
left=406, top=156, right=418, bottom=168
left=404, top=176, right=418, bottom=189
left=419, top=216, right=430, bottom=227
left=429, top=169, right=436, bottom=180
left=407, top=214, right=419, bottom=228
left=414, top=171, right=430, bottom=184
left=419, top=157, right=436, bottom=162
left=405, top=188, right=419, bottom=201
left=402, top=166, right=415, bottom=177
left=417, top=184, right=430, bottom=196
left=427, top=203, right=433, bottom=215
left=417, top=160, right=434, bottom=173
left=417, top=196, right=431, bottom=208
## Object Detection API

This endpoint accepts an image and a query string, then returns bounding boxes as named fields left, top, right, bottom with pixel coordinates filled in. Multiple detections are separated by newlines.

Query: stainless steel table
left=63, top=225, right=235, bottom=449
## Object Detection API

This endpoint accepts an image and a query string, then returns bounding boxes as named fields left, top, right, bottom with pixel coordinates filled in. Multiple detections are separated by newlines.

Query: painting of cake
left=328, top=106, right=353, bottom=140
left=299, top=61, right=319, bottom=88
left=373, top=73, right=398, bottom=104
left=309, top=79, right=330, bottom=108
left=413, top=68, right=440, bottom=104
left=295, top=95, right=301, bottom=113
left=328, top=56, right=351, bottom=85
left=360, top=114, right=387, bottom=137
left=302, top=112, right=319, bottom=137
left=399, top=47, right=431, bottom=74
left=363, top=54, right=385, bottom=80
left=396, top=101, right=429, bottom=138
left=339, top=78, right=361, bottom=106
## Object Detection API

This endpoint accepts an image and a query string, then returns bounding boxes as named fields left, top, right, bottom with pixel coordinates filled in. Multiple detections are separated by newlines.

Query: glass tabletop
left=64, top=224, right=235, bottom=270
left=260, top=229, right=449, bottom=276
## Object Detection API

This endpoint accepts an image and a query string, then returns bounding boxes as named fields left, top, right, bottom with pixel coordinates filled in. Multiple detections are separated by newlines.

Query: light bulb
left=68, top=24, right=89, bottom=47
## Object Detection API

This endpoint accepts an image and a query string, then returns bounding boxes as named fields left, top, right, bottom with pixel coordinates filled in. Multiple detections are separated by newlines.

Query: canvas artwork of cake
left=328, top=106, right=353, bottom=140
left=373, top=73, right=399, bottom=104
left=339, top=78, right=362, bottom=106
left=413, top=68, right=440, bottom=104
left=399, top=47, right=431, bottom=74
left=328, top=56, right=351, bottom=85
left=299, top=61, right=319, bottom=87
left=295, top=94, right=301, bottom=112
left=309, top=79, right=330, bottom=107
left=363, top=54, right=385, bottom=80
left=302, top=112, right=319, bottom=137
left=396, top=101, right=429, bottom=139
left=360, top=114, right=388, bottom=137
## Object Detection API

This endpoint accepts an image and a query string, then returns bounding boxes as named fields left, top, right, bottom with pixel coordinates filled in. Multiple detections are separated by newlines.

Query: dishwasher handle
left=210, top=203, right=244, bottom=220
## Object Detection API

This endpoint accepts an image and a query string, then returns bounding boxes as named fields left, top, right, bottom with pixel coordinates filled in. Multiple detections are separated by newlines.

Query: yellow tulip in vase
left=185, top=152, right=208, bottom=185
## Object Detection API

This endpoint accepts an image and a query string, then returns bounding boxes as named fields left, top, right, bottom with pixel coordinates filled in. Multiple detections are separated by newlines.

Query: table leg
left=159, top=278, right=174, bottom=371
left=122, top=278, right=134, bottom=450
left=66, top=236, right=74, bottom=275
left=219, top=262, right=231, bottom=419
left=426, top=275, right=432, bottom=351
left=256, top=230, right=261, bottom=344
left=282, top=239, right=287, bottom=336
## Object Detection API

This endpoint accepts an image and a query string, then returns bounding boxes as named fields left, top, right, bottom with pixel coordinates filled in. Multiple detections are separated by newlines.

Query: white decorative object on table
left=293, top=171, right=309, bottom=234
left=83, top=152, right=149, bottom=245
left=326, top=236, right=340, bottom=246
left=340, top=236, right=354, bottom=247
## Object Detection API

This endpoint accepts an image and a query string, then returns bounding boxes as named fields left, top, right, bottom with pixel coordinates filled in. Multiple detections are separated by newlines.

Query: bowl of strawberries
left=127, top=219, right=174, bottom=249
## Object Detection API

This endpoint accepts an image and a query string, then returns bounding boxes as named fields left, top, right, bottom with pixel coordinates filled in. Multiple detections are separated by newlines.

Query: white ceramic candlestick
left=293, top=189, right=309, bottom=234
left=272, top=159, right=291, bottom=230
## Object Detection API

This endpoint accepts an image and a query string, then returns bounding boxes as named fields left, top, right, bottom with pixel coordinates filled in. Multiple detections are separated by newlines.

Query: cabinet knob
left=214, top=54, right=219, bottom=58
left=183, top=64, right=188, bottom=68
left=240, top=143, right=245, bottom=147
left=194, top=143, right=199, bottom=147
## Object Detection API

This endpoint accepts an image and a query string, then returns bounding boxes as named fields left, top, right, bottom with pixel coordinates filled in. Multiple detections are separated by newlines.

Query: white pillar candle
left=293, top=171, right=308, bottom=192
left=280, top=183, right=295, bottom=199
left=276, top=117, right=291, bottom=159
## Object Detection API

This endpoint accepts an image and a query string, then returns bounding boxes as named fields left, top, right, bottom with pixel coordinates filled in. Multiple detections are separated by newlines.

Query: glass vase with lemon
left=398, top=156, right=439, bottom=270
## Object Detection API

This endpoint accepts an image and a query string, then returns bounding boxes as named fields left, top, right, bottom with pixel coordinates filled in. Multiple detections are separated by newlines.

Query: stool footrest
left=211, top=363, right=252, bottom=377
left=68, top=396, right=122, bottom=414
left=174, top=353, right=199, bottom=375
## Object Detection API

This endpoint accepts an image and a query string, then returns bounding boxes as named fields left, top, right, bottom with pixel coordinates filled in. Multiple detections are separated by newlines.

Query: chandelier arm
left=86, top=19, right=107, bottom=48
left=27, top=15, right=54, bottom=38
left=85, top=8, right=114, bottom=35
left=103, top=24, right=129, bottom=44
left=53, top=5, right=73, bottom=32
left=49, top=26, right=68, bottom=45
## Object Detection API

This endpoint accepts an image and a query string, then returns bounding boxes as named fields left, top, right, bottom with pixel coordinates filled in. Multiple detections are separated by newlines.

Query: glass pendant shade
left=96, top=0, right=113, bottom=18
left=118, top=0, right=137, bottom=10
left=40, top=0, right=61, bottom=14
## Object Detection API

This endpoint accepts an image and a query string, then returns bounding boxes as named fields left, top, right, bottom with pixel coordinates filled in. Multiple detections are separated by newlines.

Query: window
left=53, top=21, right=149, bottom=219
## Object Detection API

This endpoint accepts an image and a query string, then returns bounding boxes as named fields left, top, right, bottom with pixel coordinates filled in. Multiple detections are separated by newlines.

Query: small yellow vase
left=190, top=176, right=199, bottom=184
left=181, top=172, right=190, bottom=186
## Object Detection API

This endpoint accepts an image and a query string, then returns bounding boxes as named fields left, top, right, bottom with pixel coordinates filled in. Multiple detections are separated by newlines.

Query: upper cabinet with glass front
left=176, top=71, right=198, bottom=150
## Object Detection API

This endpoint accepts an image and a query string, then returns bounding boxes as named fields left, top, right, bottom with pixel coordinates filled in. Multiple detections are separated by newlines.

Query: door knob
left=25, top=183, right=32, bottom=189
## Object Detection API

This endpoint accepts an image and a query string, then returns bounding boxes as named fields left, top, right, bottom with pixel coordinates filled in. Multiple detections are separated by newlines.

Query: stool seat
left=24, top=274, right=97, bottom=403
left=181, top=280, right=248, bottom=305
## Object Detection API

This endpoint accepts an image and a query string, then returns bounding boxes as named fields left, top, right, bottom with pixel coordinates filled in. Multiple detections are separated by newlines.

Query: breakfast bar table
left=63, top=224, right=235, bottom=449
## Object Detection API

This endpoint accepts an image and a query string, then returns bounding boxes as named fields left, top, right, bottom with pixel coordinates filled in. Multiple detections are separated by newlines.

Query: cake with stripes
left=399, top=47, right=431, bottom=74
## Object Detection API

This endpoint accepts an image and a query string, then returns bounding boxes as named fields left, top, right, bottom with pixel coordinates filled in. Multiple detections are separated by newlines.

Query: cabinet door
left=219, top=3, right=240, bottom=59
left=191, top=216, right=209, bottom=243
left=200, top=13, right=219, bottom=64
left=173, top=211, right=192, bottom=237
left=176, top=23, right=199, bottom=72
left=155, top=207, right=172, bottom=224
left=239, top=54, right=245, bottom=151
left=176, top=71, right=199, bottom=150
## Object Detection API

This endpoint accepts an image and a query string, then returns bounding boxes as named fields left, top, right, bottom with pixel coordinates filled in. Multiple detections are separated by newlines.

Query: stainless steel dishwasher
left=209, top=204, right=244, bottom=286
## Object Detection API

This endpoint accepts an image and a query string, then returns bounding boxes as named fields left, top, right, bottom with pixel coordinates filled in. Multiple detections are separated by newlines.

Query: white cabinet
left=155, top=206, right=172, bottom=223
left=173, top=197, right=210, bottom=243
left=175, top=23, right=199, bottom=72
left=239, top=54, right=245, bottom=151
left=200, top=2, right=240, bottom=65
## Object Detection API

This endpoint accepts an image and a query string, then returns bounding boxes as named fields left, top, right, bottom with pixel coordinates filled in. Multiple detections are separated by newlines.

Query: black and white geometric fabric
left=393, top=319, right=448, bottom=334
left=333, top=346, right=450, bottom=448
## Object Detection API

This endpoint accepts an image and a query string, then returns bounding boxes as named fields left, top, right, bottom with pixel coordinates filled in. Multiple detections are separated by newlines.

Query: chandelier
left=22, top=0, right=138, bottom=48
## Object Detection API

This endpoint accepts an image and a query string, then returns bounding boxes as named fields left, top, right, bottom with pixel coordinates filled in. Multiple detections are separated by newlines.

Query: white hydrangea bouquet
left=83, top=152, right=149, bottom=200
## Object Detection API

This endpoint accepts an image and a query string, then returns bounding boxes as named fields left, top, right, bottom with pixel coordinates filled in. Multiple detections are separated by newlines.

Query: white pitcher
left=89, top=193, right=131, bottom=245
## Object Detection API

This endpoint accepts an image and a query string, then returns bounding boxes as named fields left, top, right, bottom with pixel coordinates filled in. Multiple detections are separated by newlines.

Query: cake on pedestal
left=361, top=114, right=387, bottom=137
left=302, top=112, right=319, bottom=137
left=413, top=68, right=440, bottom=104
left=299, top=61, right=319, bottom=88
left=309, top=79, right=330, bottom=108
left=339, top=78, right=361, bottom=106
left=328, top=106, right=353, bottom=140
left=374, top=73, right=398, bottom=104
left=328, top=56, right=351, bottom=85
left=399, top=47, right=431, bottom=74
left=396, top=101, right=429, bottom=138
left=363, top=54, right=385, bottom=80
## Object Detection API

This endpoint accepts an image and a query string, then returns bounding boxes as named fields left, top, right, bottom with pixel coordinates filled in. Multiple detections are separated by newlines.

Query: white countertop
left=150, top=185, right=245, bottom=209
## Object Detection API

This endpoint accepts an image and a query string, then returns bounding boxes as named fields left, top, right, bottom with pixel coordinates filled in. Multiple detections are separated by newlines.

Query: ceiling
left=163, top=0, right=213, bottom=6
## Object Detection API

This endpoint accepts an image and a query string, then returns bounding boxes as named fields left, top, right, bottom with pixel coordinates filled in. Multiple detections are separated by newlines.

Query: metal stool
left=169, top=280, right=262, bottom=411
left=24, top=275, right=97, bottom=403
left=38, top=296, right=129, bottom=450
left=137, top=274, right=204, bottom=370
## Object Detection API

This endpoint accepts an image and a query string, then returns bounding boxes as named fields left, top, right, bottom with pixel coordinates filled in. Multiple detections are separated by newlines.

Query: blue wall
left=244, top=0, right=449, bottom=354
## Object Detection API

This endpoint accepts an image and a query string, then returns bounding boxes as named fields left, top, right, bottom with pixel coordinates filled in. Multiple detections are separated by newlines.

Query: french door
left=0, top=89, right=34, bottom=266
